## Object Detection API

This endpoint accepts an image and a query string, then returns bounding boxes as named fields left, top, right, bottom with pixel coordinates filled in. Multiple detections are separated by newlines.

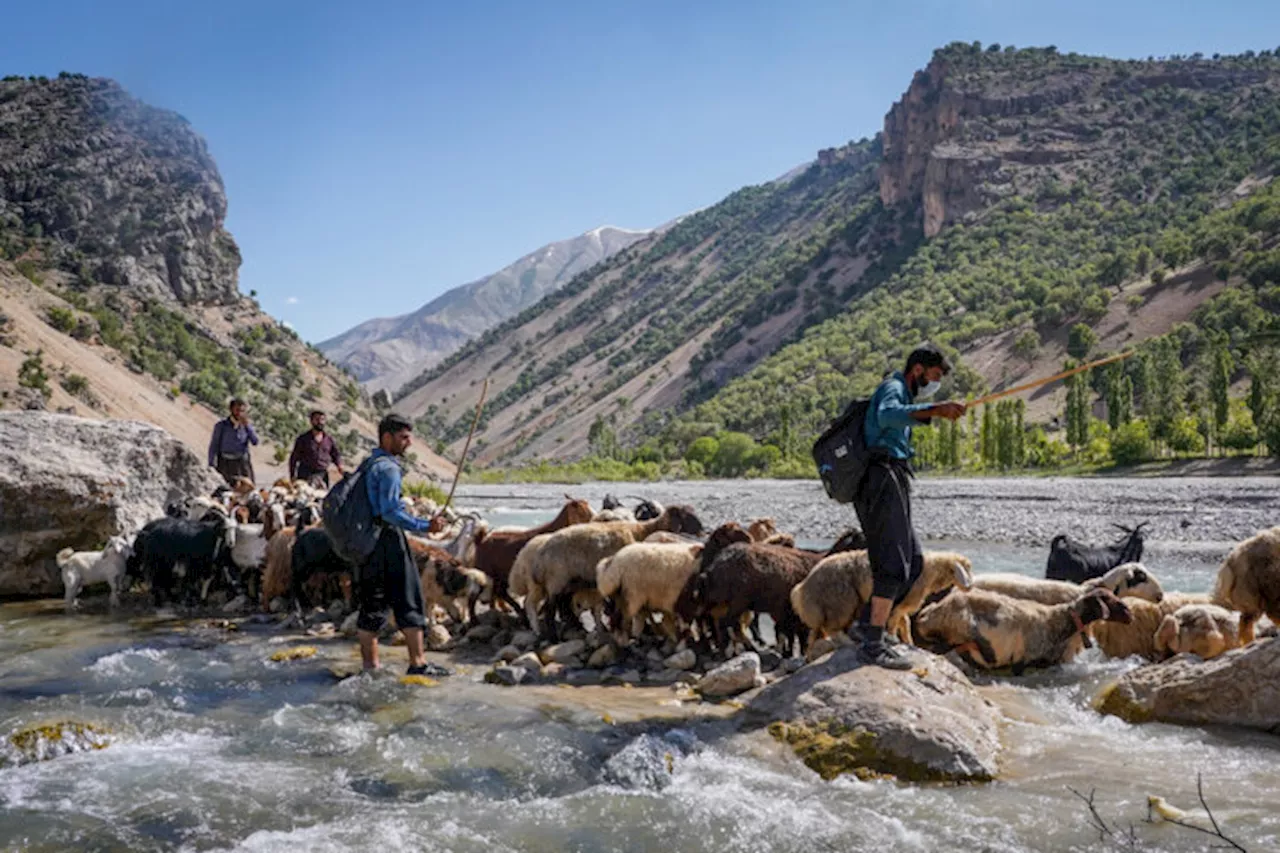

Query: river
left=2, top=476, right=1278, bottom=852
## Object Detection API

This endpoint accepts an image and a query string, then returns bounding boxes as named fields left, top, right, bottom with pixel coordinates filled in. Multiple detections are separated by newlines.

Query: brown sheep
left=691, top=524, right=865, bottom=658
left=790, top=550, right=973, bottom=646
left=1213, top=526, right=1280, bottom=644
left=472, top=497, right=593, bottom=616
left=914, top=588, right=1132, bottom=673
left=260, top=527, right=299, bottom=607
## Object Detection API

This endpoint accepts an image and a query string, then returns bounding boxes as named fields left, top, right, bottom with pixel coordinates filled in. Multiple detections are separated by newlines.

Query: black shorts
left=853, top=459, right=924, bottom=605
left=356, top=527, right=427, bottom=633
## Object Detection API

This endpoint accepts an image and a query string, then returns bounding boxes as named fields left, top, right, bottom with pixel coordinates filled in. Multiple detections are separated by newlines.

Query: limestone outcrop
left=0, top=412, right=222, bottom=596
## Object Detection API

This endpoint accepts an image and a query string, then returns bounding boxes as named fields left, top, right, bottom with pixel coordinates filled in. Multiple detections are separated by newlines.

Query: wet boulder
left=1096, top=637, right=1280, bottom=732
left=746, top=646, right=1000, bottom=783
left=2, top=721, right=112, bottom=768
left=0, top=412, right=222, bottom=596
left=696, top=652, right=764, bottom=697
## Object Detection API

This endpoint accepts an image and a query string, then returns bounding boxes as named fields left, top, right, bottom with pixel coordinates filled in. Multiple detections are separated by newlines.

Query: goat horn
left=1112, top=523, right=1134, bottom=533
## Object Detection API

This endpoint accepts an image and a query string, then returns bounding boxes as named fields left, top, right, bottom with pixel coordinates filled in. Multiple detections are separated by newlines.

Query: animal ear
left=1155, top=615, right=1177, bottom=653
left=952, top=560, right=973, bottom=589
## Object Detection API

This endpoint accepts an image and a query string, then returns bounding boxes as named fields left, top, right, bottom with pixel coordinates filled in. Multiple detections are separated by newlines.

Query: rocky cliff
left=877, top=45, right=1277, bottom=236
left=0, top=73, right=240, bottom=303
left=320, top=226, right=650, bottom=391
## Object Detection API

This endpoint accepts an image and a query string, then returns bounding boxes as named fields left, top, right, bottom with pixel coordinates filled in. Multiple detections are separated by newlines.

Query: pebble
left=511, top=631, right=539, bottom=650
left=485, top=665, right=527, bottom=686
left=541, top=639, right=586, bottom=664
left=427, top=624, right=453, bottom=650
left=511, top=651, right=543, bottom=672
left=663, top=649, right=697, bottom=671
left=587, top=644, right=619, bottom=668
left=466, top=624, right=499, bottom=643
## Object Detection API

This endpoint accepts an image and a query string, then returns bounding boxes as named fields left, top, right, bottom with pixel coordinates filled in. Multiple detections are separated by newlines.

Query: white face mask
left=917, top=380, right=941, bottom=400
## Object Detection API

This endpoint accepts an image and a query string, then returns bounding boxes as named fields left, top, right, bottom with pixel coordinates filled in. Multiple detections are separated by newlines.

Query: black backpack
left=321, top=455, right=394, bottom=564
left=811, top=398, right=878, bottom=504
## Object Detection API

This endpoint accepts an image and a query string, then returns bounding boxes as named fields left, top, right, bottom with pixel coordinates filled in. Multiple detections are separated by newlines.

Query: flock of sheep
left=54, top=481, right=1280, bottom=681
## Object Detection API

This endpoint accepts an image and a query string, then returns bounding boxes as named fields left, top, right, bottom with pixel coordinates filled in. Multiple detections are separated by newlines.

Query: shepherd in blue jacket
left=853, top=343, right=966, bottom=669
left=356, top=413, right=440, bottom=676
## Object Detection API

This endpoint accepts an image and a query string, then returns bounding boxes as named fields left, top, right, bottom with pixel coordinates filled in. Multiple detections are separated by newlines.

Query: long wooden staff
left=967, top=350, right=1136, bottom=407
left=441, top=378, right=488, bottom=513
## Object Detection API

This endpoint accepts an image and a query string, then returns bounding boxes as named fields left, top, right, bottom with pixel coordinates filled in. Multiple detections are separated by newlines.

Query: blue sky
left=5, top=1, right=1279, bottom=341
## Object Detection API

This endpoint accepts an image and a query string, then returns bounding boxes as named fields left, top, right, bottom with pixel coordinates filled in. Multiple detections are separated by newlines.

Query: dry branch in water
left=1070, top=774, right=1247, bottom=852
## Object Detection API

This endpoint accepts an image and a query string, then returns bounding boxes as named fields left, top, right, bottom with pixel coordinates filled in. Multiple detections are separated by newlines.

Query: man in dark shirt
left=288, top=410, right=343, bottom=487
left=208, top=399, right=259, bottom=486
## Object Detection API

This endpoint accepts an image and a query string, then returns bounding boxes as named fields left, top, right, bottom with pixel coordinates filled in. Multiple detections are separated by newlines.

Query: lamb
left=596, top=541, right=704, bottom=645
left=1091, top=593, right=1212, bottom=660
left=692, top=524, right=866, bottom=657
left=747, top=518, right=779, bottom=542
left=59, top=535, right=134, bottom=611
left=1213, top=525, right=1280, bottom=644
left=472, top=497, right=594, bottom=616
left=971, top=563, right=1164, bottom=606
left=790, top=550, right=974, bottom=646
left=1154, top=603, right=1241, bottom=660
left=913, top=588, right=1133, bottom=673
left=524, top=505, right=704, bottom=640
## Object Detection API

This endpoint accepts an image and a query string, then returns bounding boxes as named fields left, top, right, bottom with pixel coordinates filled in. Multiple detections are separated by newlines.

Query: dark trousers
left=296, top=468, right=330, bottom=488
left=356, top=527, right=427, bottom=633
left=216, top=454, right=255, bottom=486
left=853, top=459, right=924, bottom=607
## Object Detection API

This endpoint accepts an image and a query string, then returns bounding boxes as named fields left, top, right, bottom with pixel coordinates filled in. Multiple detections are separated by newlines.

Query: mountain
left=318, top=225, right=650, bottom=391
left=392, top=44, right=1280, bottom=467
left=0, top=72, right=452, bottom=479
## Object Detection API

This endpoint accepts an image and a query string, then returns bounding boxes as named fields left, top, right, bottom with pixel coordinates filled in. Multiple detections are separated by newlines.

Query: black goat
left=127, top=515, right=238, bottom=606
left=290, top=527, right=354, bottom=610
left=1045, top=523, right=1148, bottom=583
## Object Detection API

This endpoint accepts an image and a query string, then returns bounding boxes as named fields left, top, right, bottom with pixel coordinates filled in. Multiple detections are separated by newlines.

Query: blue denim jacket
left=363, top=449, right=431, bottom=533
left=863, top=372, right=934, bottom=460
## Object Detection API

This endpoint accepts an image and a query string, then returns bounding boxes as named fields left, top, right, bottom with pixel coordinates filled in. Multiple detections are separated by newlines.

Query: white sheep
left=1213, top=525, right=1280, bottom=644
left=509, top=533, right=552, bottom=632
left=789, top=550, right=974, bottom=646
left=1154, top=603, right=1241, bottom=660
left=972, top=563, right=1164, bottom=606
left=1090, top=593, right=1210, bottom=660
left=596, top=541, right=703, bottom=644
left=524, top=505, right=703, bottom=639
left=913, top=588, right=1132, bottom=672
left=59, top=535, right=134, bottom=611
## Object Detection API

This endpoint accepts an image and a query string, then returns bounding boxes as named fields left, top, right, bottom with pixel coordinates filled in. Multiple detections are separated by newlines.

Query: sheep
left=692, top=524, right=866, bottom=657
left=747, top=518, right=779, bottom=542
left=643, top=530, right=701, bottom=544
left=790, top=550, right=974, bottom=647
left=593, top=496, right=662, bottom=523
left=913, top=588, right=1133, bottom=673
left=1213, top=525, right=1280, bottom=644
left=261, top=527, right=300, bottom=607
left=59, top=535, right=134, bottom=611
left=472, top=497, right=594, bottom=617
left=226, top=522, right=269, bottom=593
left=763, top=533, right=796, bottom=548
left=407, top=537, right=491, bottom=626
left=525, top=505, right=704, bottom=640
left=509, top=533, right=551, bottom=631
left=1154, top=604, right=1241, bottom=660
left=971, top=563, right=1164, bottom=606
left=1089, top=593, right=1210, bottom=661
left=290, top=528, right=353, bottom=611
left=596, top=541, right=704, bottom=645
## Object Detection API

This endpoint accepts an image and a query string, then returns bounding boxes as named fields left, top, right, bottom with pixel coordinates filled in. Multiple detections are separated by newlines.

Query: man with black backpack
left=349, top=413, right=438, bottom=676
left=853, top=343, right=965, bottom=669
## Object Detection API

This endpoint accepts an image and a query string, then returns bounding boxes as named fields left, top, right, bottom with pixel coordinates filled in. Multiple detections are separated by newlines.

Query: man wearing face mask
left=853, top=343, right=966, bottom=669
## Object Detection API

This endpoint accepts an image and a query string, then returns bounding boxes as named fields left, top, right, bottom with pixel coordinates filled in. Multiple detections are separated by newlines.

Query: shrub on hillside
left=1219, top=413, right=1259, bottom=452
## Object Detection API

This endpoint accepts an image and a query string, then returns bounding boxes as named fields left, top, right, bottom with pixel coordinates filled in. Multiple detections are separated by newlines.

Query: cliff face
left=0, top=73, right=240, bottom=303
left=877, top=47, right=1273, bottom=236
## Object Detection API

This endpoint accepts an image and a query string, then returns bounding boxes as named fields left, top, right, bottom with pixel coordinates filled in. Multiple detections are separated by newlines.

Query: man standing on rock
left=356, top=413, right=441, bottom=677
left=207, top=398, right=259, bottom=486
left=854, top=343, right=966, bottom=669
left=288, top=410, right=343, bottom=487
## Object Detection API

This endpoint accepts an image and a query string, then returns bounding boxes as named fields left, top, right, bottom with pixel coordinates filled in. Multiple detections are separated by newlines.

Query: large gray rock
left=696, top=652, right=764, bottom=698
left=0, top=412, right=222, bottom=596
left=1097, top=638, right=1280, bottom=733
left=746, top=646, right=1001, bottom=782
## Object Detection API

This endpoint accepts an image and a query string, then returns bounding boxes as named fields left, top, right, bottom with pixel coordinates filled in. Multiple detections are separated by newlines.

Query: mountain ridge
left=318, top=225, right=651, bottom=391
